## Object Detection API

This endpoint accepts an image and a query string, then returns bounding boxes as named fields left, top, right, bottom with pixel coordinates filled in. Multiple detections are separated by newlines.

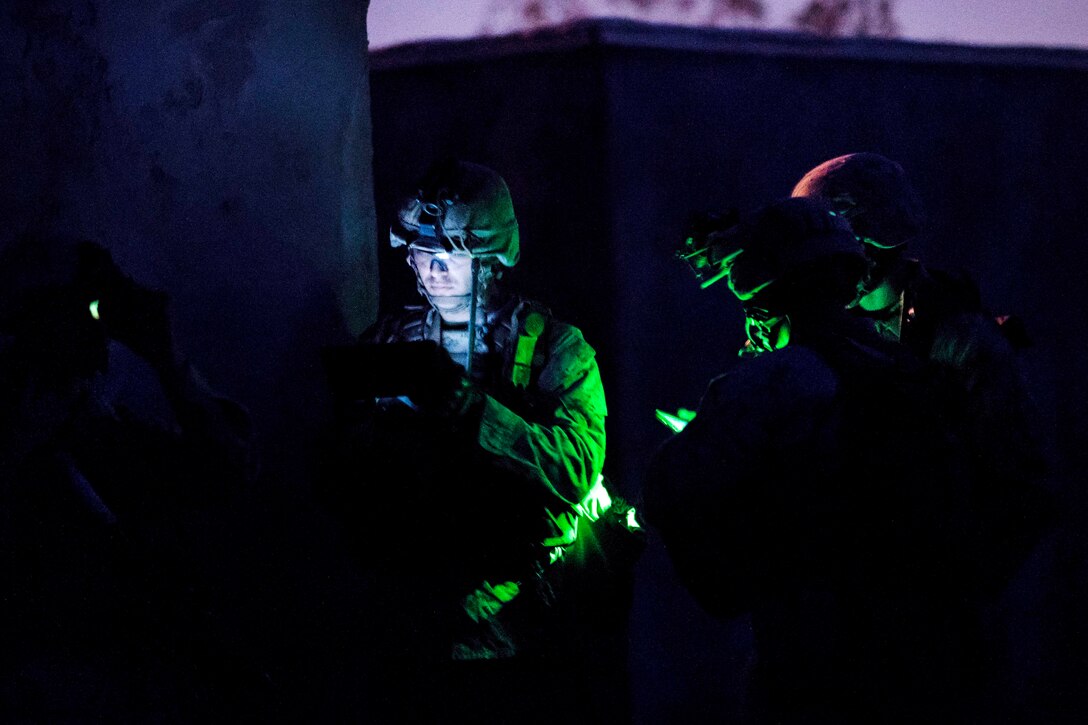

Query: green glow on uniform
left=575, top=474, right=613, bottom=521
left=489, top=581, right=520, bottom=603
left=774, top=319, right=791, bottom=349
left=625, top=507, right=642, bottom=531
left=462, top=580, right=521, bottom=625
left=858, top=234, right=898, bottom=250
left=656, top=407, right=696, bottom=433
left=88, top=299, right=100, bottom=320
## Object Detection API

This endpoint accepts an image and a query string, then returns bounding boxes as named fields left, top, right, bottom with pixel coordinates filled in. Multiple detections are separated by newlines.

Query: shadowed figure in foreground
left=644, top=198, right=1050, bottom=724
left=0, top=234, right=259, bottom=720
left=793, top=155, right=1055, bottom=718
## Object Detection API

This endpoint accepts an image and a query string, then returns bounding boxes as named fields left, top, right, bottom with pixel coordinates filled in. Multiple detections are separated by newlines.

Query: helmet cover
left=706, top=197, right=866, bottom=302
left=791, top=153, right=923, bottom=250
left=391, top=159, right=520, bottom=267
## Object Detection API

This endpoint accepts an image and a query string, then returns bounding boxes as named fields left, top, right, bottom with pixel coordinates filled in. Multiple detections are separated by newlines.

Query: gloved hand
left=100, top=280, right=175, bottom=368
left=412, top=341, right=484, bottom=420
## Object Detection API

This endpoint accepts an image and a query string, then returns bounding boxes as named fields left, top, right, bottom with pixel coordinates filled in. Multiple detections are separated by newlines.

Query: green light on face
left=88, top=299, right=101, bottom=320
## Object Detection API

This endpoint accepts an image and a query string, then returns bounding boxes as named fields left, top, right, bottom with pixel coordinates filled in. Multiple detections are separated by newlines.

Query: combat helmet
left=391, top=159, right=520, bottom=267
left=682, top=197, right=865, bottom=302
left=791, top=153, right=923, bottom=250
left=680, top=197, right=867, bottom=354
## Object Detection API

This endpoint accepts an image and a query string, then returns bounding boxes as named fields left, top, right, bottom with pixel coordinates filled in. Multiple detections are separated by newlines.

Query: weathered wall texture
left=0, top=0, right=377, bottom=481
left=371, top=21, right=1088, bottom=723
left=1, top=6, right=376, bottom=712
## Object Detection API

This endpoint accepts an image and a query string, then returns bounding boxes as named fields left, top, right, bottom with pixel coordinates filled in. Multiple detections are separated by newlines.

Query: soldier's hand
left=97, top=277, right=176, bottom=369
left=413, top=343, right=482, bottom=418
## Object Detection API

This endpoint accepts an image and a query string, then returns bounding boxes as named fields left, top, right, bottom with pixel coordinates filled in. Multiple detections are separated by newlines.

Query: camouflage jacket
left=358, top=294, right=610, bottom=658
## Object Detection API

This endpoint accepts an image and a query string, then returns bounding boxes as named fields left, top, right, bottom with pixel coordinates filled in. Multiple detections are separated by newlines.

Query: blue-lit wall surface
left=1, top=1, right=376, bottom=717
left=371, top=20, right=1088, bottom=723
left=1, top=0, right=376, bottom=451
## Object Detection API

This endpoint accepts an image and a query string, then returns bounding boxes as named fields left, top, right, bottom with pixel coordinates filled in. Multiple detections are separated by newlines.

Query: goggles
left=407, top=245, right=472, bottom=271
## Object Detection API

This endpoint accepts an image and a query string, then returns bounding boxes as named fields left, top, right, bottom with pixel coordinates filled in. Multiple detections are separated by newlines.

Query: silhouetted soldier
left=791, top=152, right=1030, bottom=353
left=0, top=234, right=256, bottom=720
left=794, top=153, right=1049, bottom=589
left=645, top=197, right=1038, bottom=723
left=792, top=152, right=1053, bottom=718
left=322, top=160, right=638, bottom=722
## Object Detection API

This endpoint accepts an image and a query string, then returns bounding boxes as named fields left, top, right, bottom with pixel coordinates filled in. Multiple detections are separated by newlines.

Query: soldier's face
left=411, top=248, right=473, bottom=298
left=409, top=248, right=476, bottom=322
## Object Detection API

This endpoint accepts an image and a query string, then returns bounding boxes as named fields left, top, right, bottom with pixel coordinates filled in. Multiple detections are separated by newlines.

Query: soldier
left=324, top=159, right=636, bottom=722
left=646, top=197, right=1028, bottom=723
left=792, top=152, right=1052, bottom=718
left=789, top=152, right=1025, bottom=355
left=792, top=151, right=1047, bottom=567
left=0, top=234, right=257, bottom=720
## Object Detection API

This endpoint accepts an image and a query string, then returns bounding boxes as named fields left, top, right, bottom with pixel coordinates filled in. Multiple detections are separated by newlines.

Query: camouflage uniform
left=328, top=160, right=632, bottom=722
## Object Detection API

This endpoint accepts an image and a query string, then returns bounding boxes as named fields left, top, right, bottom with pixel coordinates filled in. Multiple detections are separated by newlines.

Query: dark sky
left=369, top=1, right=1088, bottom=50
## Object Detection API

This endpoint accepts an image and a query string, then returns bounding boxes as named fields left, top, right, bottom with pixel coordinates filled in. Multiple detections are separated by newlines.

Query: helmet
left=390, top=159, right=520, bottom=267
left=704, top=197, right=866, bottom=303
left=791, top=153, right=923, bottom=250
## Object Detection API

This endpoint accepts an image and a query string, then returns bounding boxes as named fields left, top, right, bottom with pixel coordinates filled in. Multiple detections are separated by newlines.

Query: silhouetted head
left=791, top=152, right=923, bottom=251
left=707, top=197, right=867, bottom=353
left=792, top=153, right=926, bottom=318
left=0, top=233, right=115, bottom=381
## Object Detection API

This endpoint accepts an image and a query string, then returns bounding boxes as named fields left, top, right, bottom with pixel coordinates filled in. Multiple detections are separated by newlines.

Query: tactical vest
left=372, top=297, right=612, bottom=549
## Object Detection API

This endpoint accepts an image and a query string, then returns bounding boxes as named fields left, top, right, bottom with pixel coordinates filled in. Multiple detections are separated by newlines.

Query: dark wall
left=1, top=0, right=377, bottom=479
left=1, top=2, right=377, bottom=715
left=372, top=21, right=1088, bottom=723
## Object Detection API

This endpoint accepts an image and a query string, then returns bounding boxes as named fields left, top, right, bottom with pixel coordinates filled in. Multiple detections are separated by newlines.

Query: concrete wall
left=0, top=0, right=377, bottom=485
left=372, top=21, right=1088, bottom=722
left=0, top=2, right=377, bottom=714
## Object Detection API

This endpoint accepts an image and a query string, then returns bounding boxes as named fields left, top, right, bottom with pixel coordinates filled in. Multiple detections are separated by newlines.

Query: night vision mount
left=676, top=208, right=743, bottom=289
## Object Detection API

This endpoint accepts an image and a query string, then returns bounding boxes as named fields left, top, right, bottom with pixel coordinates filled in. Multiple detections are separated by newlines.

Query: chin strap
left=466, top=257, right=481, bottom=379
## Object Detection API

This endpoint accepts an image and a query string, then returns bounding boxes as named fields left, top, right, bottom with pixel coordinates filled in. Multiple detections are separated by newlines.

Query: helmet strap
left=466, top=257, right=481, bottom=379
